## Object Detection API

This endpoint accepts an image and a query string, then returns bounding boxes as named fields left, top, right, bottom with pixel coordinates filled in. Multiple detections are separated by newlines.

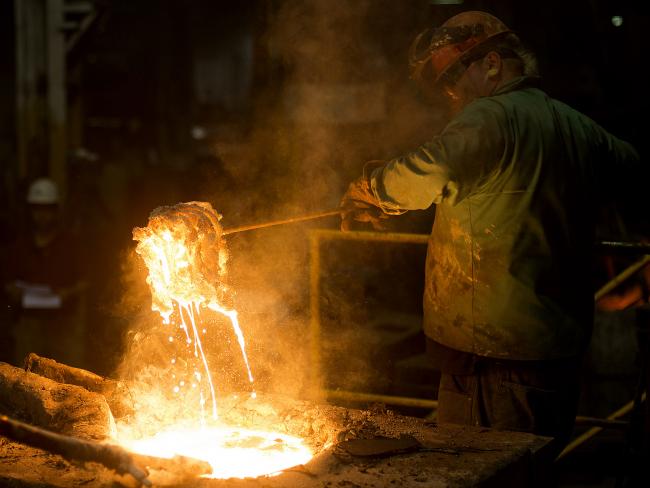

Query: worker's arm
left=597, top=260, right=650, bottom=311
left=370, top=99, right=506, bottom=212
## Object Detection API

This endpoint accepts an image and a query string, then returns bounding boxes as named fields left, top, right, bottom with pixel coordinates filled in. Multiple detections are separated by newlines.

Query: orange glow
left=132, top=201, right=229, bottom=323
left=131, top=202, right=254, bottom=419
left=121, top=426, right=313, bottom=479
left=124, top=202, right=311, bottom=478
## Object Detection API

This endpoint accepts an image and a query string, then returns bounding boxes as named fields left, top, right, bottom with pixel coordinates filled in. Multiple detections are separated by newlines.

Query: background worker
left=340, top=11, right=642, bottom=455
left=1, top=178, right=87, bottom=367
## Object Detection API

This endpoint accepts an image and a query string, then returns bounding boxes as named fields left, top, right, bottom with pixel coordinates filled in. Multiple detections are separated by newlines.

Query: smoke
left=114, top=0, right=442, bottom=414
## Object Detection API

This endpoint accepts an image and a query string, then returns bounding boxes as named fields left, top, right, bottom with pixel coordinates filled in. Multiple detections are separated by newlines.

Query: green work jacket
left=370, top=76, right=639, bottom=360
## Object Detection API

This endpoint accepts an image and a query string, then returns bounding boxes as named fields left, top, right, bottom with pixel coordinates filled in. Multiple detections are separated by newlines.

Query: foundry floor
left=3, top=427, right=645, bottom=487
left=556, top=427, right=648, bottom=488
left=0, top=413, right=553, bottom=488
left=0, top=398, right=650, bottom=488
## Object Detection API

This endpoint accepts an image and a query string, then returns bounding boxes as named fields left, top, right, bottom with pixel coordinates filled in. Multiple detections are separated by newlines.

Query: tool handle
left=223, top=209, right=340, bottom=235
left=0, top=414, right=151, bottom=486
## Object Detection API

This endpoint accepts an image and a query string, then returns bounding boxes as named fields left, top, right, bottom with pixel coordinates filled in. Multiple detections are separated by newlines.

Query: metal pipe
left=573, top=416, right=628, bottom=430
left=595, top=241, right=650, bottom=255
left=312, top=228, right=429, bottom=244
left=594, top=255, right=650, bottom=301
left=223, top=210, right=340, bottom=235
left=325, top=389, right=439, bottom=409
left=556, top=393, right=646, bottom=460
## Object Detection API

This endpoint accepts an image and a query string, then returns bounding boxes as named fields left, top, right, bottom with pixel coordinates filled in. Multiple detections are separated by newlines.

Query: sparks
left=124, top=201, right=312, bottom=478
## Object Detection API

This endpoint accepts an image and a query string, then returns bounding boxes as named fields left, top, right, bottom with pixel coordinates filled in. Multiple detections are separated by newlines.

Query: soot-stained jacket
left=370, top=76, right=640, bottom=360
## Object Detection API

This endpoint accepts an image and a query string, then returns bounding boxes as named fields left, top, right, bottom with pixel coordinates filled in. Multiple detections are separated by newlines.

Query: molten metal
left=131, top=202, right=254, bottom=419
left=121, top=426, right=313, bottom=479
left=124, top=202, right=313, bottom=478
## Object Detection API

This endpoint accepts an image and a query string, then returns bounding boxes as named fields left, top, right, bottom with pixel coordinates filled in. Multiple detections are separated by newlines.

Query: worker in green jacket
left=340, top=11, right=640, bottom=453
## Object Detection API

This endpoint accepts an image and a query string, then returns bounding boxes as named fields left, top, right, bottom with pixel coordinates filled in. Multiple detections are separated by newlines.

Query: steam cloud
left=116, top=0, right=442, bottom=407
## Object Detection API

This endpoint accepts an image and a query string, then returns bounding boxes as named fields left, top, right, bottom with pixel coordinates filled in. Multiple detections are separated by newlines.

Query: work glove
left=340, top=161, right=389, bottom=232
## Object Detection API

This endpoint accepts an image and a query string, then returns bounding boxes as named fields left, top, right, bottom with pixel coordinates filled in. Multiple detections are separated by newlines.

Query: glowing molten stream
left=122, top=426, right=313, bottom=479
left=127, top=202, right=313, bottom=478
left=131, top=201, right=255, bottom=418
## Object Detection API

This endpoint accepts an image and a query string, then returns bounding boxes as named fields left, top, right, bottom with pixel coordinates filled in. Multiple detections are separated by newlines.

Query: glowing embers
left=122, top=426, right=313, bottom=479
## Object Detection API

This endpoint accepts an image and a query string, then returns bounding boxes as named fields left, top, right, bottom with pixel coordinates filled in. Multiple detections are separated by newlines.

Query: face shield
left=408, top=11, right=514, bottom=103
left=409, top=24, right=487, bottom=95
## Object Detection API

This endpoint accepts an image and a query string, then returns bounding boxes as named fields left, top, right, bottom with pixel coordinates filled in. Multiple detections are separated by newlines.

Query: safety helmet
left=409, top=11, right=512, bottom=90
left=27, top=178, right=59, bottom=205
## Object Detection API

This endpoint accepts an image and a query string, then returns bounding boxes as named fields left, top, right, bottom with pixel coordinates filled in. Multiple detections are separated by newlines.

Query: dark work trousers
left=436, top=356, right=582, bottom=459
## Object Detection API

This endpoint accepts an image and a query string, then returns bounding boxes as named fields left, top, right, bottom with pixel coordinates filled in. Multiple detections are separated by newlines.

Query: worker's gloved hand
left=340, top=162, right=389, bottom=231
left=340, top=199, right=389, bottom=231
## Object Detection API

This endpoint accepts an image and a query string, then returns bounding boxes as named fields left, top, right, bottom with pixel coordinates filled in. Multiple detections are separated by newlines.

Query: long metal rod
left=0, top=414, right=212, bottom=484
left=0, top=414, right=151, bottom=486
left=595, top=241, right=650, bottom=255
left=594, top=255, right=650, bottom=301
left=573, top=416, right=628, bottom=430
left=223, top=209, right=340, bottom=235
left=556, top=393, right=646, bottom=460
left=326, top=389, right=438, bottom=409
left=312, top=228, right=429, bottom=244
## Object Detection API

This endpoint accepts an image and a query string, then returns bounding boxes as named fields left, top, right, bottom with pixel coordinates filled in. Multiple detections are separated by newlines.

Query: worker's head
left=26, top=178, right=60, bottom=234
left=409, top=11, right=538, bottom=113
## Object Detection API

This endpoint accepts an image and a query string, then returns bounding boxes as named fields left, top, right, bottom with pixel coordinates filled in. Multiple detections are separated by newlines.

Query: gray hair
left=490, top=33, right=539, bottom=77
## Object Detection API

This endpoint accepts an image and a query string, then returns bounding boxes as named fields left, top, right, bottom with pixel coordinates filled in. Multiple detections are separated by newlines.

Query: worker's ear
left=484, top=51, right=501, bottom=80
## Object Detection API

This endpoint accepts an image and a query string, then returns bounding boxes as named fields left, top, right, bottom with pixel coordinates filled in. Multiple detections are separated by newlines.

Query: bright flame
left=126, top=202, right=311, bottom=479
left=132, top=202, right=255, bottom=420
left=121, top=426, right=313, bottom=479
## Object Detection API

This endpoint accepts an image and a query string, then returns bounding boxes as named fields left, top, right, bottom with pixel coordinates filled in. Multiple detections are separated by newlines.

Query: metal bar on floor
left=556, top=393, right=646, bottom=460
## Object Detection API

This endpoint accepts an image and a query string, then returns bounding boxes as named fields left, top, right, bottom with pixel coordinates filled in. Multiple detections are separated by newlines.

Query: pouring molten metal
left=121, top=202, right=312, bottom=478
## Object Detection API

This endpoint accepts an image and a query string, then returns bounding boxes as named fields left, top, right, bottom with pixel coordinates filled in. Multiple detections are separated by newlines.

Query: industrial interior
left=0, top=0, right=648, bottom=486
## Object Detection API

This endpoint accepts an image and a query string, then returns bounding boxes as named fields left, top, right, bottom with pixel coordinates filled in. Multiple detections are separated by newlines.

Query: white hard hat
left=27, top=178, right=59, bottom=204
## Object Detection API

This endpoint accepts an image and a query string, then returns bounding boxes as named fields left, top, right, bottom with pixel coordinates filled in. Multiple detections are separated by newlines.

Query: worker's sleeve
left=369, top=99, right=506, bottom=212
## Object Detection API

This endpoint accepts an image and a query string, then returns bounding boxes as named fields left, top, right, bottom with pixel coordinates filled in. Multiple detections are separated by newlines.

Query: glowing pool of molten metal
left=121, top=426, right=314, bottom=479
